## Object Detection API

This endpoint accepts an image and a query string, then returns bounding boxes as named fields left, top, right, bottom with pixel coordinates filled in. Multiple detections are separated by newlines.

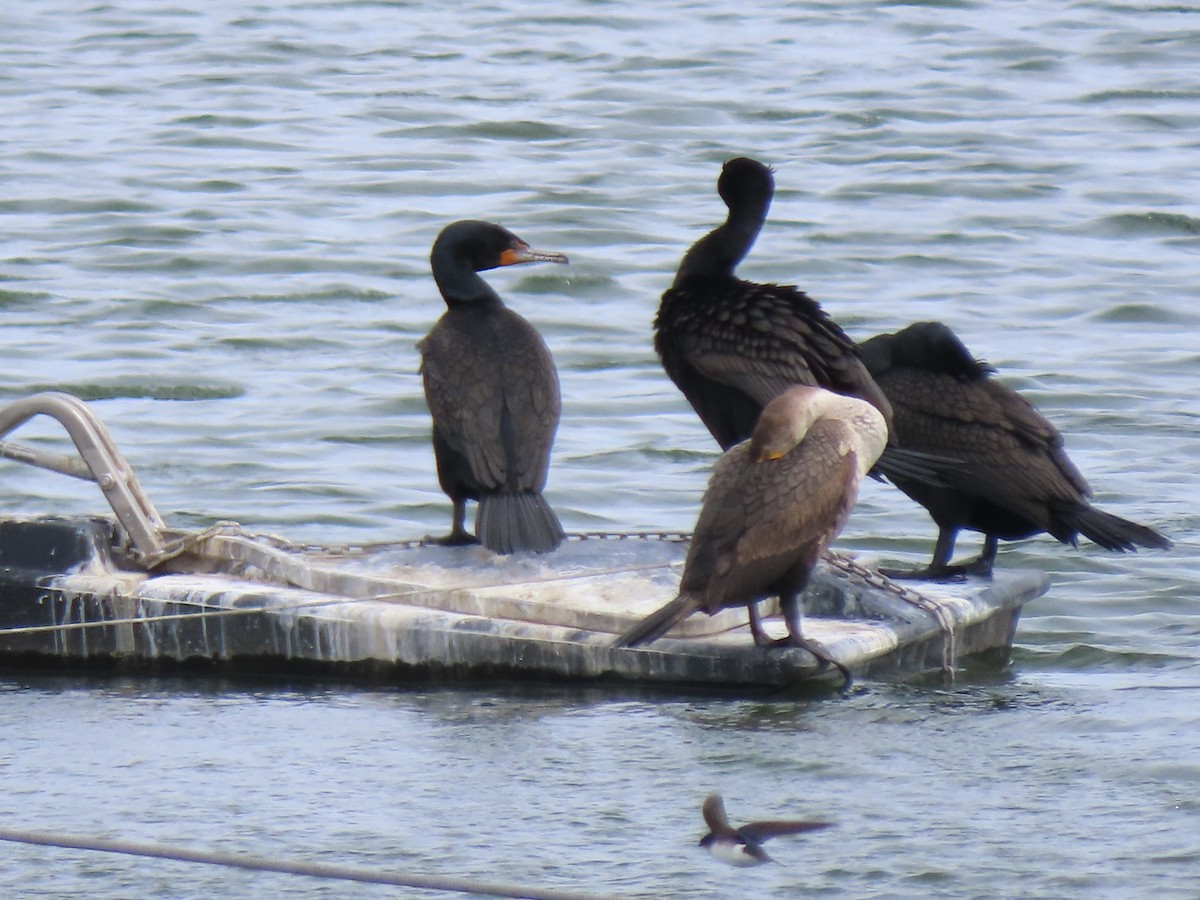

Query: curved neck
left=434, top=271, right=503, bottom=309
left=673, top=203, right=768, bottom=285
left=431, top=242, right=504, bottom=308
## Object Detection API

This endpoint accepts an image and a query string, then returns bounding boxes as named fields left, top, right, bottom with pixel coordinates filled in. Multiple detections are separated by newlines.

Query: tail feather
left=612, top=594, right=702, bottom=648
left=1058, top=503, right=1173, bottom=552
left=476, top=492, right=565, bottom=555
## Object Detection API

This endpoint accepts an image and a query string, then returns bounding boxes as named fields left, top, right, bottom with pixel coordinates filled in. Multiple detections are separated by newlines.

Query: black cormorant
left=653, top=158, right=936, bottom=485
left=858, top=321, right=1172, bottom=578
left=418, top=220, right=568, bottom=555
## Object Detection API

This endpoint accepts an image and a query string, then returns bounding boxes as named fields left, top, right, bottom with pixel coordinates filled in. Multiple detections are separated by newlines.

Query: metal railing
left=0, top=391, right=167, bottom=562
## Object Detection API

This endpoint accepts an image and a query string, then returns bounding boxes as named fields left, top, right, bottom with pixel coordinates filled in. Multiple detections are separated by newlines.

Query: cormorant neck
left=435, top=273, right=504, bottom=309
left=431, top=246, right=505, bottom=308
left=673, top=207, right=766, bottom=286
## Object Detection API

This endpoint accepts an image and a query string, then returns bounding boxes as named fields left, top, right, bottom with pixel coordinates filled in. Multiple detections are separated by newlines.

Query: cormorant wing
left=883, top=369, right=1094, bottom=504
left=731, top=423, right=863, bottom=564
left=419, top=308, right=559, bottom=493
left=660, top=281, right=893, bottom=422
left=419, top=328, right=508, bottom=489
left=494, top=327, right=560, bottom=491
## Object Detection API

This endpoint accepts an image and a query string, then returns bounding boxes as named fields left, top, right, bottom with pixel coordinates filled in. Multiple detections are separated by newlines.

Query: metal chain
left=137, top=521, right=246, bottom=568
left=305, top=529, right=692, bottom=557
left=567, top=530, right=690, bottom=542
left=822, top=550, right=957, bottom=683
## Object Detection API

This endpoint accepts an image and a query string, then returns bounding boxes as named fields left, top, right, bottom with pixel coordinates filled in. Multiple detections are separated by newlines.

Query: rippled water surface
left=1, top=1, right=1198, bottom=896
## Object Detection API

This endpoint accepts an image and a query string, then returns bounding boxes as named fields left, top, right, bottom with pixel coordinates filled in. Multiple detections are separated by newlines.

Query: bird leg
left=428, top=498, right=480, bottom=547
left=955, top=534, right=999, bottom=577
left=747, top=600, right=773, bottom=647
left=773, top=592, right=852, bottom=686
left=880, top=526, right=984, bottom=582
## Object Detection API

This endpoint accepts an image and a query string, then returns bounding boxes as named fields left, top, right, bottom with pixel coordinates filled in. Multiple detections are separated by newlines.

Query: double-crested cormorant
left=858, top=321, right=1172, bottom=578
left=654, top=157, right=937, bottom=483
left=699, top=794, right=834, bottom=867
left=613, top=386, right=888, bottom=682
left=418, top=220, right=568, bottom=555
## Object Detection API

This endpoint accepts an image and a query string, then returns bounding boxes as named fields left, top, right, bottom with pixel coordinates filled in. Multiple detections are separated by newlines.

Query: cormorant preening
left=858, top=321, right=1172, bottom=578
left=418, top=220, right=568, bottom=555
left=613, top=386, right=888, bottom=683
left=699, top=794, right=834, bottom=867
left=653, top=157, right=938, bottom=483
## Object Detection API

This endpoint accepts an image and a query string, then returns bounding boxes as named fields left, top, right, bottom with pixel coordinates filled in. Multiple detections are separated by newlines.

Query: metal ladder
left=0, top=392, right=167, bottom=563
left=0, top=392, right=421, bottom=597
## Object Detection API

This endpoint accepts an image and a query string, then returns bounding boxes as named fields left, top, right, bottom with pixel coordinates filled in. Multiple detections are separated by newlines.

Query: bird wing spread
left=739, top=820, right=835, bottom=843
left=702, top=794, right=734, bottom=836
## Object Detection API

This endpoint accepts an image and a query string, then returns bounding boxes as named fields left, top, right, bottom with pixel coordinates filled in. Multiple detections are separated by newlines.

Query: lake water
left=1, top=1, right=1197, bottom=896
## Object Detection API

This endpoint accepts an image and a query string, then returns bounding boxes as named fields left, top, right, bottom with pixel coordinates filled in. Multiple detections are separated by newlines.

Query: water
left=0, top=0, right=1197, bottom=895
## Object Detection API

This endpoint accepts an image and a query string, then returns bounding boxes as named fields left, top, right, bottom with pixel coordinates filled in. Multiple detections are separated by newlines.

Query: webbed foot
left=879, top=564, right=968, bottom=583
left=764, top=634, right=852, bottom=687
left=424, top=530, right=480, bottom=547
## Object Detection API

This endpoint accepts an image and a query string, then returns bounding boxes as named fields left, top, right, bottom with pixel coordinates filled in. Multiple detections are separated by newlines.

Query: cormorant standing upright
left=654, top=157, right=936, bottom=484
left=418, top=220, right=568, bottom=555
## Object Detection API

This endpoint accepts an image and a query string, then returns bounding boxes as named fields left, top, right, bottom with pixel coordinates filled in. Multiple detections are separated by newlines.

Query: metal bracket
left=0, top=392, right=166, bottom=563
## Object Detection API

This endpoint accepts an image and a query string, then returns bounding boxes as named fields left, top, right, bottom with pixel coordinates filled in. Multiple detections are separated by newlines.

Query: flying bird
left=700, top=793, right=834, bottom=866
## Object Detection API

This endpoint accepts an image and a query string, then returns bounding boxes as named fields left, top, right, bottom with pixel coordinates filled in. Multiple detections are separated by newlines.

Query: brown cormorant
left=613, top=386, right=888, bottom=682
left=858, top=321, right=1172, bottom=578
left=653, top=157, right=941, bottom=483
left=418, top=220, right=567, bottom=555
left=699, top=794, right=834, bottom=867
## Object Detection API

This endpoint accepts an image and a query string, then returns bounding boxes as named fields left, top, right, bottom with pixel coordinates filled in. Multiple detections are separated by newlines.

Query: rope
left=821, top=551, right=958, bottom=685
left=0, top=827, right=613, bottom=900
left=0, top=596, right=359, bottom=639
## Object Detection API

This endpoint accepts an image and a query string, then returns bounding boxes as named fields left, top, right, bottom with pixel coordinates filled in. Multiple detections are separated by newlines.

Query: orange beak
left=499, top=242, right=569, bottom=267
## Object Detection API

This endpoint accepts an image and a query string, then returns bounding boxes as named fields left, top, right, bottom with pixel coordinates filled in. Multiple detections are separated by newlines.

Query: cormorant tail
left=476, top=492, right=565, bottom=555
left=1057, top=503, right=1173, bottom=553
left=612, top=594, right=701, bottom=648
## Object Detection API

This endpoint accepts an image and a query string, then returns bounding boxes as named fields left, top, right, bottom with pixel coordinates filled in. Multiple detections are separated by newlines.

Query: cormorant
left=612, top=386, right=888, bottom=683
left=418, top=220, right=568, bottom=555
left=653, top=157, right=937, bottom=483
left=699, top=794, right=834, bottom=867
left=858, top=321, right=1172, bottom=578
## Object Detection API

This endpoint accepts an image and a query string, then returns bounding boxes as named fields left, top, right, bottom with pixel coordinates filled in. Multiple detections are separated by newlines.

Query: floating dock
left=0, top=392, right=1048, bottom=688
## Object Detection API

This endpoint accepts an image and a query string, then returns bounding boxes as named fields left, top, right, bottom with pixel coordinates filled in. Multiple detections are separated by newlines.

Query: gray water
left=1, top=0, right=1198, bottom=896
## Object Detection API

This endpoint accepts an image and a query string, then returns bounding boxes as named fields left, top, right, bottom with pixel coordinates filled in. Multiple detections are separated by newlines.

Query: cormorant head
left=431, top=220, right=568, bottom=275
left=718, top=158, right=775, bottom=216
